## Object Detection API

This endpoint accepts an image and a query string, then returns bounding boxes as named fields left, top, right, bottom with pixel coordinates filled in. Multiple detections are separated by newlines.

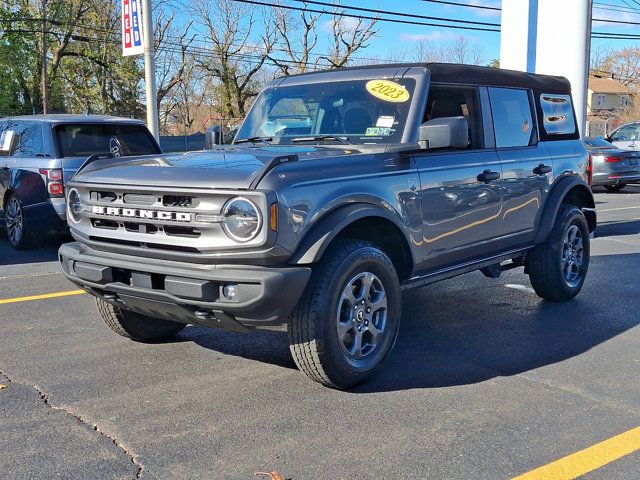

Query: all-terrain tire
left=527, top=205, right=590, bottom=302
left=288, top=239, right=401, bottom=389
left=96, top=298, right=186, bottom=342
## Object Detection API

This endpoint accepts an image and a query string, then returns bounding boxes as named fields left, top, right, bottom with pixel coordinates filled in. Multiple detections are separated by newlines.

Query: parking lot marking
left=599, top=205, right=640, bottom=212
left=0, top=290, right=86, bottom=305
left=512, top=426, right=640, bottom=480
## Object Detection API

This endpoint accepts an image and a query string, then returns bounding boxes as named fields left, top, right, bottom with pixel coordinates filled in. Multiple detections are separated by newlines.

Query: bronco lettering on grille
left=91, top=205, right=191, bottom=222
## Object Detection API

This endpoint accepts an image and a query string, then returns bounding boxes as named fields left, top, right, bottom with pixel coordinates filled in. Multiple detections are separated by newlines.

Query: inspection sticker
left=366, top=80, right=410, bottom=103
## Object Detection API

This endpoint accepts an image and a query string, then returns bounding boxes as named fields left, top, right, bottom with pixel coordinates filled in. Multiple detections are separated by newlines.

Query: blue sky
left=166, top=0, right=640, bottom=66
left=311, top=0, right=640, bottom=65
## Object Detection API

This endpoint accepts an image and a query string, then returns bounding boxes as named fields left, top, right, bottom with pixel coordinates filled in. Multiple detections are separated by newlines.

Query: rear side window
left=488, top=87, right=536, bottom=148
left=54, top=124, right=160, bottom=158
left=13, top=122, right=44, bottom=157
left=540, top=94, right=576, bottom=135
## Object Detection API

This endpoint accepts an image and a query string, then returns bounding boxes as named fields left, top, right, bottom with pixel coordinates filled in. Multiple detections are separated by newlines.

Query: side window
left=539, top=94, right=576, bottom=135
left=424, top=85, right=483, bottom=149
left=13, top=122, right=43, bottom=157
left=488, top=87, right=536, bottom=148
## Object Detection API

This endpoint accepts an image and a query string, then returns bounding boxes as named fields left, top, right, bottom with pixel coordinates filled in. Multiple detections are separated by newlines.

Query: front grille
left=163, top=195, right=195, bottom=207
left=73, top=185, right=267, bottom=255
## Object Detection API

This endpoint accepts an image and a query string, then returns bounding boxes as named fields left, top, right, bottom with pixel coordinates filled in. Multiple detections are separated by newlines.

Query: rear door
left=489, top=87, right=550, bottom=248
left=413, top=84, right=502, bottom=273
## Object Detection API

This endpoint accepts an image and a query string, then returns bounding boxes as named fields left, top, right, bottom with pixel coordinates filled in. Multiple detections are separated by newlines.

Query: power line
left=290, top=0, right=500, bottom=27
left=231, top=0, right=500, bottom=32
left=421, top=0, right=501, bottom=11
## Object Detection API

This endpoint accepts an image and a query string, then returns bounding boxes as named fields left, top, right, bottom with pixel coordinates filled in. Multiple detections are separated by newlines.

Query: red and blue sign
left=122, top=0, right=144, bottom=56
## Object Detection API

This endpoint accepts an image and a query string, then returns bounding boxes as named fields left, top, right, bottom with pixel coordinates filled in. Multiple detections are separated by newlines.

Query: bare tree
left=323, top=15, right=377, bottom=69
left=443, top=36, right=485, bottom=65
left=269, top=3, right=319, bottom=75
left=595, top=48, right=640, bottom=87
left=194, top=0, right=276, bottom=118
left=409, top=39, right=445, bottom=63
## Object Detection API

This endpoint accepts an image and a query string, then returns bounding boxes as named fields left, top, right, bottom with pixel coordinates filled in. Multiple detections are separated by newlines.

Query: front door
left=488, top=87, right=550, bottom=247
left=413, top=85, right=502, bottom=273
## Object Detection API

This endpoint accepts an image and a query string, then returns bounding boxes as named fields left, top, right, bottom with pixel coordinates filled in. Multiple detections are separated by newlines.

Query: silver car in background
left=585, top=137, right=640, bottom=192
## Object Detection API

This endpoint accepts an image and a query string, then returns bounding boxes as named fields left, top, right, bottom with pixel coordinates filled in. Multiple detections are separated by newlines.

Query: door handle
left=533, top=164, right=552, bottom=175
left=477, top=169, right=500, bottom=183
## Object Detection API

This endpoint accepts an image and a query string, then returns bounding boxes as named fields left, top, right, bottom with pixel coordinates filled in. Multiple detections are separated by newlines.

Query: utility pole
left=141, top=0, right=159, bottom=141
left=40, top=0, right=49, bottom=114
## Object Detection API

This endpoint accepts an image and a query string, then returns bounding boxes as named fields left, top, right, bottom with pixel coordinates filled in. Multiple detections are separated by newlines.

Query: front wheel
left=527, top=205, right=590, bottom=301
left=96, top=298, right=186, bottom=342
left=288, top=240, right=401, bottom=388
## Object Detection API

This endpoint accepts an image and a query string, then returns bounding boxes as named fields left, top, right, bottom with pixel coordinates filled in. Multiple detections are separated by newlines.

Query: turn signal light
left=586, top=155, right=593, bottom=186
left=270, top=202, right=278, bottom=231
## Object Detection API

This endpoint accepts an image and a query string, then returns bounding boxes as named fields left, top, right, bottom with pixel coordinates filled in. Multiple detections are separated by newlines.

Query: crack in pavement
left=0, top=371, right=144, bottom=479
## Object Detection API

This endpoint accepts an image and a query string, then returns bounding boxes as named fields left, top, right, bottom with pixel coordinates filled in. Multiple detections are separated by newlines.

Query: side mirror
left=204, top=125, right=222, bottom=149
left=418, top=116, right=469, bottom=150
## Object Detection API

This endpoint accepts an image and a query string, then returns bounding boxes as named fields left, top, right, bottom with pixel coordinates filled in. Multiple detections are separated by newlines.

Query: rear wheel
left=288, top=240, right=401, bottom=388
left=5, top=194, right=38, bottom=250
left=604, top=183, right=626, bottom=192
left=527, top=205, right=590, bottom=301
left=96, top=298, right=186, bottom=342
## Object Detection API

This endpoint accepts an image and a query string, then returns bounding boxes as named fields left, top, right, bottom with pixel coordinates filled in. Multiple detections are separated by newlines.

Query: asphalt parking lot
left=1, top=187, right=639, bottom=480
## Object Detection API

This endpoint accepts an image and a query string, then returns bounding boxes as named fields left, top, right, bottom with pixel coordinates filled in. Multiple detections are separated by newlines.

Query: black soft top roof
left=279, top=62, right=572, bottom=93
left=426, top=63, right=571, bottom=92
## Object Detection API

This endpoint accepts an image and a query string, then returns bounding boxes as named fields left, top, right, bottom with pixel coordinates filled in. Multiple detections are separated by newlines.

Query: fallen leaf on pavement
left=0, top=384, right=6, bottom=390
left=255, top=471, right=287, bottom=480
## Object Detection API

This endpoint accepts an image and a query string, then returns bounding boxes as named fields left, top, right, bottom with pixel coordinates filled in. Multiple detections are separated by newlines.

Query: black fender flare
left=289, top=203, right=412, bottom=265
left=534, top=175, right=596, bottom=244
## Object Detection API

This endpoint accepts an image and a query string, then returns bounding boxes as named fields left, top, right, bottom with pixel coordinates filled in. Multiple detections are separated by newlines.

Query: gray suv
left=58, top=64, right=596, bottom=388
left=0, top=115, right=160, bottom=249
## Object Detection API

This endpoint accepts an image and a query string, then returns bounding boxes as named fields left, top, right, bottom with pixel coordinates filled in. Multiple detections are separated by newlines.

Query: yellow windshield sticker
left=366, top=80, right=410, bottom=103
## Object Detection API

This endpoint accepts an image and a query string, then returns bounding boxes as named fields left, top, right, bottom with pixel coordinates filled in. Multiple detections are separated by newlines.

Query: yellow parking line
left=0, top=290, right=87, bottom=305
left=512, top=426, right=640, bottom=480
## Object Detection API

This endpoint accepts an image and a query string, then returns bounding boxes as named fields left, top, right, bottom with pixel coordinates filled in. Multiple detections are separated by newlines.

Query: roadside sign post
left=122, top=0, right=159, bottom=141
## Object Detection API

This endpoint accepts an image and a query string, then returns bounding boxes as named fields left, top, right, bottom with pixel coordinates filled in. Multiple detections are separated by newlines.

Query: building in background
left=586, top=75, right=634, bottom=137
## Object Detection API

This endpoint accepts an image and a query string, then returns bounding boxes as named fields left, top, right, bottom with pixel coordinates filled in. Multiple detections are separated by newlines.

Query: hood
left=71, top=145, right=359, bottom=189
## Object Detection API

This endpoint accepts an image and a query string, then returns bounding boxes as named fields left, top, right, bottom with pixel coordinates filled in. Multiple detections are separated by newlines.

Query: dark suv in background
left=0, top=115, right=160, bottom=249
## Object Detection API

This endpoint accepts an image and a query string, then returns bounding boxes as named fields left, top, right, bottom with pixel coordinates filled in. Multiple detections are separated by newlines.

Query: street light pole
left=141, top=0, right=159, bottom=141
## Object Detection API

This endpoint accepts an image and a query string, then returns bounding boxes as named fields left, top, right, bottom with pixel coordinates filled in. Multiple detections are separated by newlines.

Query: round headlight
left=67, top=188, right=82, bottom=224
left=221, top=197, right=261, bottom=242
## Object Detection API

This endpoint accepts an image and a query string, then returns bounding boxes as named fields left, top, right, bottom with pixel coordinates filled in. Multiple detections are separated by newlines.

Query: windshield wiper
left=291, top=135, right=349, bottom=145
left=234, top=136, right=273, bottom=145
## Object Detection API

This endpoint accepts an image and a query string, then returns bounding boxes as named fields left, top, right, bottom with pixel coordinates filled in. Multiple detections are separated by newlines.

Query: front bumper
left=59, top=242, right=311, bottom=332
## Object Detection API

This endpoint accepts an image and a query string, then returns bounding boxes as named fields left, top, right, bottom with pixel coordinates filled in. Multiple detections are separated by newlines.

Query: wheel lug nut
left=365, top=320, right=369, bottom=326
left=366, top=307, right=371, bottom=313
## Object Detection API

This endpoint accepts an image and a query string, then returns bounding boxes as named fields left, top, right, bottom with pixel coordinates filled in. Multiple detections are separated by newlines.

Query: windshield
left=584, top=137, right=614, bottom=148
left=54, top=124, right=161, bottom=158
left=236, top=78, right=417, bottom=145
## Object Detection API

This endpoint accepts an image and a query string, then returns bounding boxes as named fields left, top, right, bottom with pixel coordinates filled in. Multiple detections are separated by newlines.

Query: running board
left=400, top=248, right=530, bottom=291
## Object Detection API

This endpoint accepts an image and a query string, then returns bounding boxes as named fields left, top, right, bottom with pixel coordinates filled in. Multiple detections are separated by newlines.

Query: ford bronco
left=59, top=64, right=596, bottom=388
